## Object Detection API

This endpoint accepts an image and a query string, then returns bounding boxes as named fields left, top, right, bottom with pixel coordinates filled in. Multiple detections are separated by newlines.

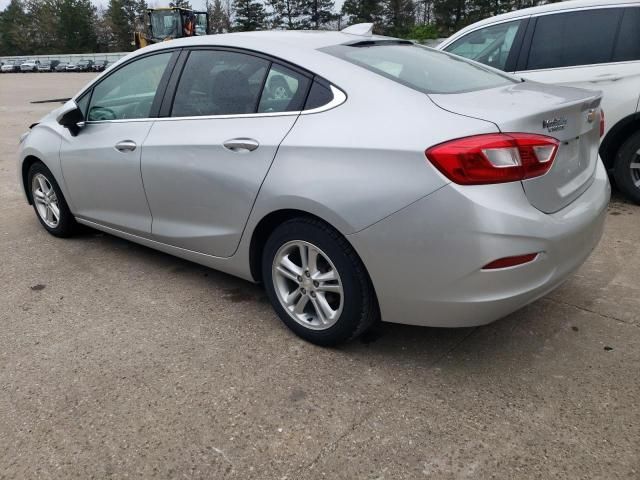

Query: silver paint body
left=17, top=31, right=611, bottom=328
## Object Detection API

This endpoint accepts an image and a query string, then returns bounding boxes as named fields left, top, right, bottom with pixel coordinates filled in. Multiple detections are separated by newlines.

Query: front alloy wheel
left=32, top=173, right=61, bottom=228
left=28, top=162, right=77, bottom=237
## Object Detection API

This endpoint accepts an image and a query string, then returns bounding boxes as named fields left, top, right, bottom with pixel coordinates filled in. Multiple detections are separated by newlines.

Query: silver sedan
left=17, top=25, right=610, bottom=345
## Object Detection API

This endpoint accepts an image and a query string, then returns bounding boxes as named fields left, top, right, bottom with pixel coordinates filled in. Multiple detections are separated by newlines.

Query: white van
left=438, top=0, right=640, bottom=203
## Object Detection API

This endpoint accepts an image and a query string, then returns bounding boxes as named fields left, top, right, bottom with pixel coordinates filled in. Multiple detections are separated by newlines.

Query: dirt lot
left=1, top=73, right=639, bottom=479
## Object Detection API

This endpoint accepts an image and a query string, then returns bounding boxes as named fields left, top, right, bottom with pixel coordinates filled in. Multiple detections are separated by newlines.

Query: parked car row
left=0, top=59, right=112, bottom=73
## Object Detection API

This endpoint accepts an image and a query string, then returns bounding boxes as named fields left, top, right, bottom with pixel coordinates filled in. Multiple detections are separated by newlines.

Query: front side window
left=445, top=20, right=522, bottom=71
left=257, top=64, right=310, bottom=113
left=171, top=50, right=269, bottom=117
left=527, top=9, right=621, bottom=70
left=75, top=93, right=90, bottom=119
left=87, top=53, right=172, bottom=121
left=322, top=43, right=515, bottom=94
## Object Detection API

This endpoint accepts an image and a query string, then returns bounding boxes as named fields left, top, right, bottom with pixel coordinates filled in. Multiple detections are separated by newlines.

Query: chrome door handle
left=115, top=140, right=137, bottom=152
left=223, top=138, right=259, bottom=153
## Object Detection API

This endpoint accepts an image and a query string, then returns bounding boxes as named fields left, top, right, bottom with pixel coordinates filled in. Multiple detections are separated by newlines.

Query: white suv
left=438, top=0, right=640, bottom=203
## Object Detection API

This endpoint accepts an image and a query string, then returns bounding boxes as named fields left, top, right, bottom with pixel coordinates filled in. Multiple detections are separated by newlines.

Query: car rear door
left=141, top=49, right=312, bottom=257
left=513, top=6, right=640, bottom=136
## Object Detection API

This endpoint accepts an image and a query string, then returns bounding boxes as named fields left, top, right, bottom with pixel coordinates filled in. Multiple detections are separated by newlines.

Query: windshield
left=195, top=13, right=207, bottom=35
left=321, top=43, right=515, bottom=94
left=150, top=10, right=181, bottom=40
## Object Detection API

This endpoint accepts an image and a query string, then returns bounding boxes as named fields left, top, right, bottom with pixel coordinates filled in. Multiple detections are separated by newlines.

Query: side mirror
left=56, top=100, right=84, bottom=136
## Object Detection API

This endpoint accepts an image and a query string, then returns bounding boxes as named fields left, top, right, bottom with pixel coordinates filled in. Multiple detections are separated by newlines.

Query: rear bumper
left=349, top=160, right=611, bottom=327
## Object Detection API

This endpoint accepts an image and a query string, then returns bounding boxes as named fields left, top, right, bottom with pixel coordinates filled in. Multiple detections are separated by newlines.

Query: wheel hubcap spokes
left=274, top=86, right=287, bottom=99
left=32, top=173, right=60, bottom=228
left=272, top=241, right=344, bottom=330
left=631, top=149, right=640, bottom=188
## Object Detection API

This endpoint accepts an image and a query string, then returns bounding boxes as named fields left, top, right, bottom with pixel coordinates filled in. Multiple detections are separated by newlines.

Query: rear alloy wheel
left=613, top=131, right=640, bottom=204
left=262, top=218, right=378, bottom=346
left=272, top=240, right=344, bottom=330
left=28, top=162, right=77, bottom=237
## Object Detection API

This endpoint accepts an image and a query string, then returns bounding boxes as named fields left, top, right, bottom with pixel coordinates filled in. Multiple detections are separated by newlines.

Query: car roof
left=153, top=30, right=389, bottom=50
left=113, top=29, right=394, bottom=81
left=448, top=0, right=638, bottom=35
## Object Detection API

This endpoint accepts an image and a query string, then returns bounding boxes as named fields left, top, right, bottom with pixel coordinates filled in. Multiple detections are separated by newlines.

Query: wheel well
left=600, top=113, right=640, bottom=170
left=249, top=209, right=318, bottom=282
left=249, top=209, right=374, bottom=287
left=21, top=155, right=42, bottom=204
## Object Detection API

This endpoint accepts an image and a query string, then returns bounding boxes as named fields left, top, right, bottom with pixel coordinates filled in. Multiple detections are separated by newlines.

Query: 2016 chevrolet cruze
left=18, top=24, right=610, bottom=345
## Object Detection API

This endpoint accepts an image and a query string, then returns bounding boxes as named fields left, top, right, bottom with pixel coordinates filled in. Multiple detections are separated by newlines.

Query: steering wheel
left=268, top=76, right=292, bottom=100
left=88, top=106, right=116, bottom=121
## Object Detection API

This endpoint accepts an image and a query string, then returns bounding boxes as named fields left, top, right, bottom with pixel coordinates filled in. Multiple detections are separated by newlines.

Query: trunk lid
left=429, top=81, right=602, bottom=213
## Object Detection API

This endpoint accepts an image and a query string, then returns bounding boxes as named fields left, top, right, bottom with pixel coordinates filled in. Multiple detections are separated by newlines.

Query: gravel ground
left=1, top=72, right=639, bottom=479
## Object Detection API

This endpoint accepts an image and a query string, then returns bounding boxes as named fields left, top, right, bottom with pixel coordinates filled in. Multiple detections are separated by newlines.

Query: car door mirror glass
left=56, top=100, right=85, bottom=136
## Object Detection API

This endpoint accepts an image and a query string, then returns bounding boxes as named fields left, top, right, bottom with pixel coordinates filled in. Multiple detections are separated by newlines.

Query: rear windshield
left=321, top=43, right=515, bottom=94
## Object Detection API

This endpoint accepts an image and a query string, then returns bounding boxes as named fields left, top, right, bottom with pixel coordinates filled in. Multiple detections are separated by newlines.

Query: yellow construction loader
left=134, top=7, right=209, bottom=49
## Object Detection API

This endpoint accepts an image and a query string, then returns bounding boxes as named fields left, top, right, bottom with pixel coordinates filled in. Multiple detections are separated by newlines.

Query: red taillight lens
left=425, top=133, right=559, bottom=185
left=600, top=109, right=605, bottom=137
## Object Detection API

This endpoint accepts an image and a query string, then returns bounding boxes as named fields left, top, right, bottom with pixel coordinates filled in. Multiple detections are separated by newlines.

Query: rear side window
left=322, top=43, right=515, bottom=94
left=257, top=64, right=310, bottom=113
left=527, top=9, right=622, bottom=70
left=445, top=20, right=522, bottom=71
left=613, top=8, right=640, bottom=62
left=304, top=80, right=334, bottom=110
left=171, top=50, right=269, bottom=117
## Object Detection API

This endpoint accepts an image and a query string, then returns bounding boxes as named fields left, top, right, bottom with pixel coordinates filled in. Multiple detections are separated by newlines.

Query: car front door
left=141, top=49, right=311, bottom=257
left=59, top=51, right=176, bottom=235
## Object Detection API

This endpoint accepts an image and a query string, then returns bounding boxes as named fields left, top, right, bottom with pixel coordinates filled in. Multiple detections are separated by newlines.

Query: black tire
left=262, top=217, right=379, bottom=346
left=27, top=162, right=77, bottom=237
left=613, top=130, right=640, bottom=205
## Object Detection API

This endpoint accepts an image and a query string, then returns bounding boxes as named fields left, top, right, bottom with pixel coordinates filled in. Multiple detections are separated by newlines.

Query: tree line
left=0, top=0, right=560, bottom=56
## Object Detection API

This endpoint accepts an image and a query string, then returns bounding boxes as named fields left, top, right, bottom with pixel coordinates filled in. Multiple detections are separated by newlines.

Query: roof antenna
left=341, top=23, right=374, bottom=36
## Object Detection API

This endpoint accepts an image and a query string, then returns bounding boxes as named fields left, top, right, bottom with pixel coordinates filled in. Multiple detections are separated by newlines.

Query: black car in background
left=92, top=60, right=109, bottom=72
left=75, top=59, right=94, bottom=71
left=66, top=60, right=94, bottom=72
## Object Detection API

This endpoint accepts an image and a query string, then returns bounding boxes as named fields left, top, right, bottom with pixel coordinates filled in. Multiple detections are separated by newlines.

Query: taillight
left=600, top=109, right=605, bottom=137
left=425, top=133, right=559, bottom=185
